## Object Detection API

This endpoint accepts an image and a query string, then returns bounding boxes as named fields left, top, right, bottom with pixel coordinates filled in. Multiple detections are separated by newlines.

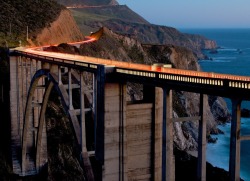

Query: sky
left=117, top=0, right=250, bottom=29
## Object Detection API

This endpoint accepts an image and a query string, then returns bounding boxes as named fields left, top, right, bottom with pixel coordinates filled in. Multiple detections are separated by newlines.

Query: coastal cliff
left=69, top=5, right=217, bottom=59
left=54, top=27, right=230, bottom=151
left=90, top=20, right=217, bottom=58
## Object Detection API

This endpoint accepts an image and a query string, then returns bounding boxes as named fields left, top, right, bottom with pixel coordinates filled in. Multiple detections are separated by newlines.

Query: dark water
left=182, top=29, right=250, bottom=76
left=180, top=28, right=250, bottom=180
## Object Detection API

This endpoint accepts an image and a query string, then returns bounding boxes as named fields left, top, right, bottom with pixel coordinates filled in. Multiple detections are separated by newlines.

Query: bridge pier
left=197, top=94, right=207, bottom=181
left=162, top=88, right=174, bottom=181
left=10, top=55, right=22, bottom=174
left=99, top=80, right=164, bottom=181
left=229, top=98, right=241, bottom=181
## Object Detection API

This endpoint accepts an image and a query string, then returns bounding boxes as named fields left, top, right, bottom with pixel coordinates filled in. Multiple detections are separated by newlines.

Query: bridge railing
left=13, top=50, right=250, bottom=90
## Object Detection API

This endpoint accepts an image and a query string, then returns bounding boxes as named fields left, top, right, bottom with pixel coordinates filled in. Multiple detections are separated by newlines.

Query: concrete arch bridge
left=8, top=47, right=250, bottom=181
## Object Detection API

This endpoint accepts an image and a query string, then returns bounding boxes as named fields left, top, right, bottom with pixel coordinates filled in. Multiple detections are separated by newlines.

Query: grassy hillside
left=0, top=0, right=64, bottom=47
left=56, top=0, right=117, bottom=6
left=70, top=5, right=149, bottom=35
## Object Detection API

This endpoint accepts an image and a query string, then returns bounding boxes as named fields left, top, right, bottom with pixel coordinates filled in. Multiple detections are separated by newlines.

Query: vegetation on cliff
left=0, top=0, right=64, bottom=46
left=56, top=0, right=118, bottom=6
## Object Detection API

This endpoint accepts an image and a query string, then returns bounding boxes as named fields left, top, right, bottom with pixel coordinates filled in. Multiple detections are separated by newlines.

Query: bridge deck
left=12, top=48, right=250, bottom=100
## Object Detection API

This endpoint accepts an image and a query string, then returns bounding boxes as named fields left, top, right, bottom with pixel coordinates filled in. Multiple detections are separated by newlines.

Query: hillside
left=0, top=1, right=85, bottom=180
left=67, top=5, right=217, bottom=59
left=88, top=20, right=217, bottom=58
left=35, top=9, right=84, bottom=46
left=56, top=0, right=118, bottom=6
left=55, top=0, right=217, bottom=59
left=70, top=5, right=149, bottom=35
left=0, top=0, right=64, bottom=46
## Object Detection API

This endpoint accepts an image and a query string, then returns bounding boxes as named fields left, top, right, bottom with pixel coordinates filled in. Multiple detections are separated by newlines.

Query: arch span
left=21, top=69, right=82, bottom=175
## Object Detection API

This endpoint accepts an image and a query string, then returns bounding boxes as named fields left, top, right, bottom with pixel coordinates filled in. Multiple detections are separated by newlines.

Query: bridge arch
left=21, top=69, right=82, bottom=174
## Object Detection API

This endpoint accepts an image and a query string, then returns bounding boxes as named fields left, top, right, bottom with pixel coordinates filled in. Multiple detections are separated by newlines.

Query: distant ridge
left=56, top=0, right=217, bottom=59
left=71, top=5, right=149, bottom=25
left=56, top=0, right=118, bottom=6
left=69, top=5, right=216, bottom=59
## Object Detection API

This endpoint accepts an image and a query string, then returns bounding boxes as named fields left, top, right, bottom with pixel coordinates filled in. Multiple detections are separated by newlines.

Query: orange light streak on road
left=18, top=37, right=250, bottom=82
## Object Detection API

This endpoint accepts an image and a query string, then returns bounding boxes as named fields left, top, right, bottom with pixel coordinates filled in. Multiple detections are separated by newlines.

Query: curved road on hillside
left=17, top=36, right=250, bottom=84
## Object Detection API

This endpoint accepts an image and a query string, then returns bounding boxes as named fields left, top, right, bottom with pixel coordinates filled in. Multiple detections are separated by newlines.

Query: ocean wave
left=218, top=48, right=238, bottom=52
left=200, top=59, right=231, bottom=63
left=215, top=57, right=236, bottom=60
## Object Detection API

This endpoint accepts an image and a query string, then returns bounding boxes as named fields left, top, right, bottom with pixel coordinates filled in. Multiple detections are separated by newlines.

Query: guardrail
left=13, top=49, right=250, bottom=90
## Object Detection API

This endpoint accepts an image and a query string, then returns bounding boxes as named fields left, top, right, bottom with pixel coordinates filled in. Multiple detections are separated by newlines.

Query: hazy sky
left=117, top=0, right=250, bottom=28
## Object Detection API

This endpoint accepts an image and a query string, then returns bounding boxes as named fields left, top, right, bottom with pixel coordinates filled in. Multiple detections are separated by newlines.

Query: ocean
left=180, top=28, right=250, bottom=180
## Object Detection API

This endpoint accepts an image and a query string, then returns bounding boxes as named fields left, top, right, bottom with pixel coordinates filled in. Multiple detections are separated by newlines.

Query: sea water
left=180, top=28, right=250, bottom=180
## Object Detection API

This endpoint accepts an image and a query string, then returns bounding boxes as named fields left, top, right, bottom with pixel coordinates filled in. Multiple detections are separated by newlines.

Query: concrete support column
left=143, top=85, right=156, bottom=180
left=95, top=65, right=105, bottom=165
left=229, top=98, right=241, bottom=181
left=68, top=68, right=73, bottom=110
left=17, top=56, right=22, bottom=135
left=119, top=83, right=127, bottom=181
left=41, top=62, right=50, bottom=69
left=197, top=94, right=207, bottom=181
left=21, top=57, right=25, bottom=124
left=30, top=59, right=33, bottom=80
left=102, top=82, right=127, bottom=181
left=154, top=88, right=163, bottom=181
left=162, top=88, right=174, bottom=181
left=58, top=66, right=62, bottom=85
left=36, top=60, right=41, bottom=71
left=10, top=56, right=22, bottom=174
left=24, top=58, right=28, bottom=101
left=50, top=64, right=58, bottom=74
left=80, top=72, right=86, bottom=150
left=92, top=74, right=96, bottom=115
left=80, top=71, right=95, bottom=180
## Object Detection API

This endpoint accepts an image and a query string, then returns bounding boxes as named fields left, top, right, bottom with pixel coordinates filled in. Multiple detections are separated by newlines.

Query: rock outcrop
left=89, top=20, right=217, bottom=59
left=34, top=10, right=83, bottom=46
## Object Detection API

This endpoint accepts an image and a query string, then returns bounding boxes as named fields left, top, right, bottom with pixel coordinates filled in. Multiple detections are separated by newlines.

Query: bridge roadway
left=10, top=44, right=250, bottom=181
left=15, top=46, right=250, bottom=99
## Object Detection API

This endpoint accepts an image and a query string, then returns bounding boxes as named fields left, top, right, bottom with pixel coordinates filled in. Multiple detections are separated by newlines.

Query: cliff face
left=34, top=10, right=83, bottom=46
left=86, top=20, right=217, bottom=59
left=54, top=28, right=229, bottom=151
